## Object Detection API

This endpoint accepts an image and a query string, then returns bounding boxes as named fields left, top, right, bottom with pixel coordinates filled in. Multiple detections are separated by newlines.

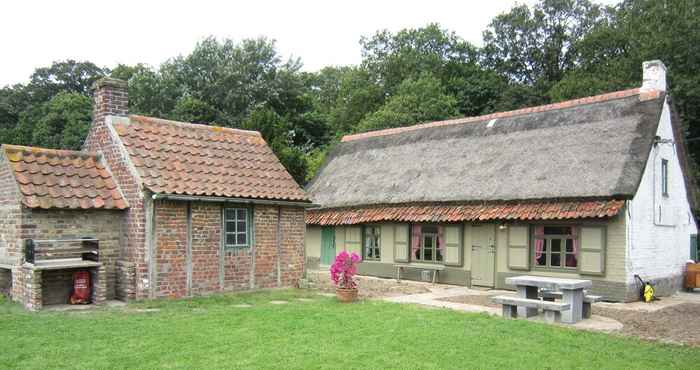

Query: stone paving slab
left=384, top=286, right=622, bottom=332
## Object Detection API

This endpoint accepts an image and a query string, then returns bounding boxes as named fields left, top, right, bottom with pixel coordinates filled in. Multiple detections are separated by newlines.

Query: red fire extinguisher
left=70, top=271, right=91, bottom=304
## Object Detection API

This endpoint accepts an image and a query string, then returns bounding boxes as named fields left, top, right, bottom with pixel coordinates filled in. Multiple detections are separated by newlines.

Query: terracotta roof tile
left=112, top=115, right=309, bottom=202
left=306, top=199, right=625, bottom=225
left=2, top=145, right=129, bottom=210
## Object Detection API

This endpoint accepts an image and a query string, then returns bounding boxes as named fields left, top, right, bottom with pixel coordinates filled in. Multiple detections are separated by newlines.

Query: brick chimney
left=83, top=77, right=128, bottom=152
left=92, top=77, right=128, bottom=122
left=641, top=60, right=667, bottom=93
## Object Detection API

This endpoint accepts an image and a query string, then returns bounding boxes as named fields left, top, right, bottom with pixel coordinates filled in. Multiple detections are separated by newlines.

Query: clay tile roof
left=1, top=145, right=129, bottom=210
left=306, top=199, right=625, bottom=225
left=112, top=115, right=309, bottom=202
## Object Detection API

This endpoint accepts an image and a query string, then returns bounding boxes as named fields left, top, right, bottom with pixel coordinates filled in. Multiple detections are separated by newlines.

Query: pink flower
left=329, top=251, right=362, bottom=288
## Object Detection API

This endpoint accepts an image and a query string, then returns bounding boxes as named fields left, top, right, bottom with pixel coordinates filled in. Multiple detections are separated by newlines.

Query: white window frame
left=661, top=158, right=669, bottom=197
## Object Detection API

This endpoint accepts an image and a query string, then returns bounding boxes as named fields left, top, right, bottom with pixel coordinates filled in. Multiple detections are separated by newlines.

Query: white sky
left=0, top=0, right=621, bottom=87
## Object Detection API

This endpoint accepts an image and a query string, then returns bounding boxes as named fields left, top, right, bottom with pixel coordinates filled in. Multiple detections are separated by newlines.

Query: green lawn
left=0, top=290, right=697, bottom=369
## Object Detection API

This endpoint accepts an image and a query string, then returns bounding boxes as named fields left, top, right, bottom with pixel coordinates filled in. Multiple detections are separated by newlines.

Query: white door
left=471, top=224, right=496, bottom=287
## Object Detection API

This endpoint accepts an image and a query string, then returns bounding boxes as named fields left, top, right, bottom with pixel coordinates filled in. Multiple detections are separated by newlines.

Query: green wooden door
left=691, top=234, right=698, bottom=262
left=321, top=227, right=336, bottom=266
left=471, top=224, right=496, bottom=287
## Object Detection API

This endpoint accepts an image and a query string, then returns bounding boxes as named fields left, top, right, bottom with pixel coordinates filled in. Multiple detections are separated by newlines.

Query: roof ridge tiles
left=341, top=87, right=659, bottom=143
left=128, top=115, right=263, bottom=138
left=2, top=144, right=100, bottom=160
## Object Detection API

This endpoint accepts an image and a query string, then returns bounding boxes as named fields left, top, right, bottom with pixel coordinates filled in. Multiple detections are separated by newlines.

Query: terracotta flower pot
left=336, top=287, right=358, bottom=303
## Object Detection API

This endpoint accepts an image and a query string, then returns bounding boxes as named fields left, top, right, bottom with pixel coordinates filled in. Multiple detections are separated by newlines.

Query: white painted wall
left=626, top=98, right=698, bottom=285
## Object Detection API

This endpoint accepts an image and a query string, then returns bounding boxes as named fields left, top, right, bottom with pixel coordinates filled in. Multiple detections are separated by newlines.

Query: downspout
left=277, top=206, right=282, bottom=287
left=249, top=206, right=256, bottom=290
left=146, top=196, right=157, bottom=299
left=186, top=202, right=193, bottom=296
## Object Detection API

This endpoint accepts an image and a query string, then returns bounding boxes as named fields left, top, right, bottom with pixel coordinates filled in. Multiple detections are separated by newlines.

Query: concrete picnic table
left=505, top=275, right=592, bottom=324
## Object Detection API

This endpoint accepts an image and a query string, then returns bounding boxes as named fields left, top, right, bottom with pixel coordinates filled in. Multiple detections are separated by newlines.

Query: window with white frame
left=363, top=225, right=381, bottom=261
left=661, top=158, right=669, bottom=197
left=533, top=226, right=578, bottom=269
left=224, top=208, right=250, bottom=248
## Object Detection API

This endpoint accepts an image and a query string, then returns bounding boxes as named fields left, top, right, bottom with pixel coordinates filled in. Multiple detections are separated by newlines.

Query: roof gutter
left=151, top=193, right=318, bottom=208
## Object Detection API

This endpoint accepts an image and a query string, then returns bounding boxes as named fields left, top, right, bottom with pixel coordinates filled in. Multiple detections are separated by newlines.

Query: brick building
left=0, top=78, right=310, bottom=309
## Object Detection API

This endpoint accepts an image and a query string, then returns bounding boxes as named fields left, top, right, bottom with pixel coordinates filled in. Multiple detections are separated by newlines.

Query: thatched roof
left=307, top=89, right=665, bottom=209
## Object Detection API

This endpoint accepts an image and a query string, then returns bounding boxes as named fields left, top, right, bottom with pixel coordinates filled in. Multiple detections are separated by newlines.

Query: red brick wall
left=0, top=150, right=21, bottom=260
left=191, top=203, right=221, bottom=294
left=280, top=206, right=306, bottom=287
left=151, top=201, right=305, bottom=298
left=83, top=78, right=149, bottom=300
left=154, top=201, right=187, bottom=298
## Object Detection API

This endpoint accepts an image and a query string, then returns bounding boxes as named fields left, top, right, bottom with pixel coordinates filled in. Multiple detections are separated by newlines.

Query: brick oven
left=0, top=145, right=127, bottom=310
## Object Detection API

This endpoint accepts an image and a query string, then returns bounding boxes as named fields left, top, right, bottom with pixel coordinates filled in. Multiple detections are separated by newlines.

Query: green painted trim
left=578, top=226, right=607, bottom=276
left=361, top=225, right=382, bottom=261
left=393, top=224, right=409, bottom=263
left=223, top=206, right=252, bottom=249
left=443, top=224, right=463, bottom=267
left=506, top=225, right=529, bottom=270
left=321, top=227, right=336, bottom=265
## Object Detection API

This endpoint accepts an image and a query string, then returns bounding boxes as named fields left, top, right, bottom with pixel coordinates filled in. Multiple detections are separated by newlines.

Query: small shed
left=0, top=145, right=128, bottom=310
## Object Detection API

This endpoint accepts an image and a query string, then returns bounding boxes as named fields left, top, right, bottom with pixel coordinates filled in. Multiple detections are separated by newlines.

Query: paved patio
left=382, top=285, right=624, bottom=332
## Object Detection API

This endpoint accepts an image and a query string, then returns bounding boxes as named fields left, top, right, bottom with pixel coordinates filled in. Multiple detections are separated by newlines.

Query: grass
left=0, top=289, right=698, bottom=369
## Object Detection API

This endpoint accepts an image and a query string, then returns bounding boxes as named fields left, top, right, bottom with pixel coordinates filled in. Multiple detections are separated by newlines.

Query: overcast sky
left=1, top=0, right=622, bottom=87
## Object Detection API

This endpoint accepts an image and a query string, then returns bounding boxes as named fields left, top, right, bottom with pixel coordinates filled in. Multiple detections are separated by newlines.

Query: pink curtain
left=411, top=225, right=422, bottom=257
left=570, top=227, right=578, bottom=254
left=437, top=226, right=445, bottom=251
left=534, top=226, right=544, bottom=259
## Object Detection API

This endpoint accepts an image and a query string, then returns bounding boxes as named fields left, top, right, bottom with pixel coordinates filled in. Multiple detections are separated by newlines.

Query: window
left=363, top=226, right=381, bottom=261
left=411, top=225, right=444, bottom=263
left=224, top=208, right=250, bottom=248
left=533, top=226, right=577, bottom=269
left=661, top=159, right=669, bottom=197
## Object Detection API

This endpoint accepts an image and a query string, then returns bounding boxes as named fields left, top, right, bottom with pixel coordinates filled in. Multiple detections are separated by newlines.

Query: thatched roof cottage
left=305, top=61, right=698, bottom=301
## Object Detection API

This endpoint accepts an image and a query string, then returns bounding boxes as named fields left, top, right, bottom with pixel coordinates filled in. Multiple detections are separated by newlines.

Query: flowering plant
left=330, top=251, right=361, bottom=289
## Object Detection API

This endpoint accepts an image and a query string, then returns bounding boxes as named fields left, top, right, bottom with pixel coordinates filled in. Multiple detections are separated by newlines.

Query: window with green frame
left=411, top=225, right=444, bottom=263
left=224, top=207, right=250, bottom=248
left=533, top=226, right=578, bottom=269
left=363, top=225, right=381, bottom=260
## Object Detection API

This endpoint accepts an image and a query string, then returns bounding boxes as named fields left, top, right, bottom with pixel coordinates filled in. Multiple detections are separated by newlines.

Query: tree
left=356, top=74, right=458, bottom=133
left=24, top=92, right=92, bottom=150
left=361, top=23, right=502, bottom=116
left=482, top=0, right=607, bottom=103
left=26, top=60, right=107, bottom=102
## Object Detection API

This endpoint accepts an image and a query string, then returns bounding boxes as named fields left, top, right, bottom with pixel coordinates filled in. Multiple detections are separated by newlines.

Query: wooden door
left=471, top=224, right=496, bottom=287
left=321, top=227, right=336, bottom=266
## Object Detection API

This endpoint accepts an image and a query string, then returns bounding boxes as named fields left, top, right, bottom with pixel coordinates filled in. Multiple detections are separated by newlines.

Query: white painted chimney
left=641, top=60, right=667, bottom=92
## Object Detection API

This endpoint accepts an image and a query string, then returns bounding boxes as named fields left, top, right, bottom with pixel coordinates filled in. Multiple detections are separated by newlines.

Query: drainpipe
left=186, top=202, right=193, bottom=296
left=277, top=206, right=282, bottom=287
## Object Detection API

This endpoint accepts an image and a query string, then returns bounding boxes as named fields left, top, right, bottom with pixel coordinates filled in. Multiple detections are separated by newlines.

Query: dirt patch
left=438, top=294, right=501, bottom=308
left=593, top=302, right=700, bottom=346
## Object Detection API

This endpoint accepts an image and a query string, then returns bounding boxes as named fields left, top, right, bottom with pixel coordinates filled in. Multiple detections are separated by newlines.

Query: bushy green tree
left=482, top=0, right=607, bottom=105
left=23, top=92, right=92, bottom=150
left=356, top=74, right=458, bottom=133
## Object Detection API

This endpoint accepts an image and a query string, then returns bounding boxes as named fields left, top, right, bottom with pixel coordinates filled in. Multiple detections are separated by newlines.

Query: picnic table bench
left=505, top=275, right=592, bottom=324
left=540, top=290, right=603, bottom=319
left=492, top=296, right=570, bottom=323
left=394, top=263, right=445, bottom=283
